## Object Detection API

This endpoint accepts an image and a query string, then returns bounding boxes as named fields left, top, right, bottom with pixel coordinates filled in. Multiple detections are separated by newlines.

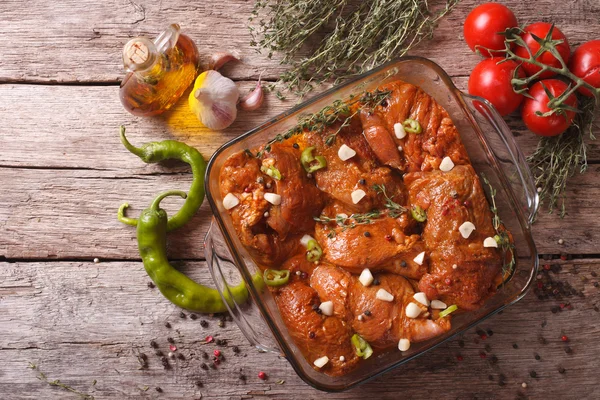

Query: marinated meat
left=405, top=165, right=502, bottom=310
left=311, top=265, right=451, bottom=349
left=220, top=78, right=508, bottom=377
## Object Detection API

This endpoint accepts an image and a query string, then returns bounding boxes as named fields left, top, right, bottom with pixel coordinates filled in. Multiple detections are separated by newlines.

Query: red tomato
left=521, top=79, right=577, bottom=136
left=463, top=3, right=518, bottom=57
left=569, top=40, right=600, bottom=97
left=468, top=58, right=526, bottom=116
left=514, top=23, right=570, bottom=79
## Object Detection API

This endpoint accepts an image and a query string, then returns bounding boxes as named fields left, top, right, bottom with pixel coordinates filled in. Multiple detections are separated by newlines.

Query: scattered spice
left=363, top=231, right=371, bottom=238
left=293, top=143, right=299, bottom=149
left=177, top=353, right=185, bottom=360
left=258, top=371, right=267, bottom=380
left=179, top=312, right=186, bottom=319
left=164, top=322, right=171, bottom=329
left=202, top=351, right=208, bottom=359
left=167, top=337, right=174, bottom=344
left=214, top=350, right=221, bottom=358
left=155, top=350, right=163, bottom=357
left=200, top=320, right=208, bottom=328
left=169, top=344, right=177, bottom=352
left=561, top=335, right=569, bottom=342
left=372, top=278, right=380, bottom=286
left=233, top=346, right=240, bottom=354
left=513, top=343, right=519, bottom=349
left=364, top=310, right=372, bottom=316
left=565, top=346, right=573, bottom=354
left=147, top=281, right=155, bottom=288
left=205, top=336, right=214, bottom=343
left=156, top=387, right=163, bottom=393
left=558, top=366, right=566, bottom=374
left=195, top=380, right=203, bottom=387
left=201, top=363, right=208, bottom=370
left=534, top=353, right=541, bottom=361
left=530, top=371, right=537, bottom=378
left=190, top=314, right=197, bottom=320
left=309, top=332, right=316, bottom=339
left=150, top=340, right=158, bottom=348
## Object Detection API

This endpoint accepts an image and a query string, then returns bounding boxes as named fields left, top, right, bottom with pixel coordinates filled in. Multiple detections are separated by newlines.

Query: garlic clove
left=239, top=75, right=264, bottom=111
left=189, top=70, right=240, bottom=130
left=351, top=189, right=366, bottom=204
left=483, top=237, right=499, bottom=248
left=208, top=51, right=240, bottom=71
left=459, top=221, right=476, bottom=239
left=394, top=123, right=407, bottom=139
left=439, top=156, right=455, bottom=172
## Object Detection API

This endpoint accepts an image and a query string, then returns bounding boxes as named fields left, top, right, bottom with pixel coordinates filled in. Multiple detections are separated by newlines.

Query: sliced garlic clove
left=394, top=122, right=407, bottom=139
left=338, top=144, right=357, bottom=161
left=405, top=302, right=422, bottom=318
left=319, top=301, right=334, bottom=316
left=439, top=156, right=455, bottom=172
left=359, top=268, right=374, bottom=287
left=223, top=193, right=239, bottom=210
left=376, top=288, right=394, bottom=302
left=314, top=356, right=329, bottom=368
left=459, top=221, right=476, bottom=239
left=431, top=300, right=447, bottom=309
left=264, top=192, right=281, bottom=205
left=413, top=251, right=425, bottom=266
left=413, top=292, right=430, bottom=306
left=351, top=189, right=366, bottom=204
left=398, top=338, right=411, bottom=352
left=300, top=235, right=315, bottom=247
left=483, top=237, right=499, bottom=248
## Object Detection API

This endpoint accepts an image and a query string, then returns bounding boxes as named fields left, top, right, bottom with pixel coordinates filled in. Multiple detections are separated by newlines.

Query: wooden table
left=1, top=1, right=599, bottom=398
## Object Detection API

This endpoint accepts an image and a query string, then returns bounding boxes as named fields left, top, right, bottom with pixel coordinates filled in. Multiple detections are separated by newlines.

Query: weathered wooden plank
left=0, top=164, right=598, bottom=260
left=0, top=83, right=599, bottom=172
left=1, top=0, right=599, bottom=83
left=1, top=259, right=599, bottom=399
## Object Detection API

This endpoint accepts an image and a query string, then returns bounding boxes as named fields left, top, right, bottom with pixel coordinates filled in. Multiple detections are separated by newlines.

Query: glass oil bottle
left=120, top=24, right=200, bottom=117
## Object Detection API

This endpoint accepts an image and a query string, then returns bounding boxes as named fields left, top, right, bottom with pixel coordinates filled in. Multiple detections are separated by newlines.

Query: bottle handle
left=154, top=23, right=181, bottom=54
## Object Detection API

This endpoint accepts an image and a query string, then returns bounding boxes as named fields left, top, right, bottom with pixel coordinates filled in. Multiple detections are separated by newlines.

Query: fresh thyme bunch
left=249, top=0, right=459, bottom=97
left=496, top=27, right=600, bottom=216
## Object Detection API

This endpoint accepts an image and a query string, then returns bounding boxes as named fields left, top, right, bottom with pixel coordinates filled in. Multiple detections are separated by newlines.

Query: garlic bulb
left=189, top=70, right=239, bottom=130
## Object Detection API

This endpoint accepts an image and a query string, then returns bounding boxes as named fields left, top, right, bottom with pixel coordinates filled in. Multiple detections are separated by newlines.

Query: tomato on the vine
left=514, top=23, right=570, bottom=79
left=569, top=40, right=600, bottom=97
left=463, top=3, right=518, bottom=57
left=468, top=58, right=525, bottom=116
left=521, top=79, right=577, bottom=137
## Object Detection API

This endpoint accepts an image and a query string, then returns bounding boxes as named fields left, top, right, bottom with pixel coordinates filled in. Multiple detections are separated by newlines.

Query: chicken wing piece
left=273, top=281, right=360, bottom=376
left=405, top=165, right=503, bottom=310
left=310, top=265, right=451, bottom=349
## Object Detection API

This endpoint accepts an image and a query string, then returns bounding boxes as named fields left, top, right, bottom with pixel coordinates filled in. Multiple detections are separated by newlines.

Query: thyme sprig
left=28, top=362, right=95, bottom=400
left=250, top=0, right=459, bottom=97
left=481, top=175, right=515, bottom=277
left=256, top=89, right=390, bottom=157
left=373, top=184, right=407, bottom=218
left=314, top=211, right=382, bottom=231
left=527, top=96, right=596, bottom=216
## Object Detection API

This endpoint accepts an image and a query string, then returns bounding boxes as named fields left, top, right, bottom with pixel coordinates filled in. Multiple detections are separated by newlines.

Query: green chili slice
left=403, top=118, right=422, bottom=134
left=301, top=147, right=327, bottom=173
left=351, top=334, right=373, bottom=360
left=411, top=205, right=427, bottom=222
left=306, top=239, right=323, bottom=262
left=439, top=304, right=458, bottom=318
left=263, top=269, right=290, bottom=287
left=261, top=165, right=282, bottom=180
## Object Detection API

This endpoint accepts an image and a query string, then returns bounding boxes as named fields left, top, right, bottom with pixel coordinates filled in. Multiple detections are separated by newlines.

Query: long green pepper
left=134, top=190, right=249, bottom=313
left=117, top=126, right=206, bottom=231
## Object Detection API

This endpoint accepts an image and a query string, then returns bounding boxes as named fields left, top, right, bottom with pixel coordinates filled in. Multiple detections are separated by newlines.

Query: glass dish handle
left=461, top=93, right=539, bottom=225
left=204, top=219, right=281, bottom=354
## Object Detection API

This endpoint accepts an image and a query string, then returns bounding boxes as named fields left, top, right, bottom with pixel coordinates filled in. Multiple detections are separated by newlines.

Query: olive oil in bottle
left=120, top=24, right=200, bottom=117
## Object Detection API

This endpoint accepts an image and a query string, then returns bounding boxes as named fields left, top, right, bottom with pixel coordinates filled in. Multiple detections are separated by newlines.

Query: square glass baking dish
left=203, top=56, right=539, bottom=392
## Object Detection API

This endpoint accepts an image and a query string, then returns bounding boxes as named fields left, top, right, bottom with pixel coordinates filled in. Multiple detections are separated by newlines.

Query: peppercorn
left=216, top=339, right=227, bottom=346
left=364, top=310, right=372, bottom=316
left=384, top=234, right=393, bottom=241
left=177, top=353, right=185, bottom=360
left=594, top=282, right=599, bottom=288
left=155, top=350, right=163, bottom=357
left=561, top=335, right=569, bottom=342
left=512, top=343, right=518, bottom=349
left=381, top=99, right=388, bottom=107
left=592, top=271, right=598, bottom=278
left=200, top=320, right=208, bottom=328
left=558, top=367, right=566, bottom=374
left=400, top=261, right=407, bottom=268
left=486, top=329, right=493, bottom=337
left=363, top=231, right=371, bottom=237
left=167, top=337, right=174, bottom=344
left=530, top=371, right=537, bottom=378
left=201, top=363, right=208, bottom=370
left=210, top=362, right=216, bottom=369
left=565, top=346, right=573, bottom=354
left=372, top=278, right=380, bottom=286
left=233, top=346, right=240, bottom=354
left=147, top=281, right=155, bottom=288
left=309, top=332, right=316, bottom=339
left=534, top=354, right=541, bottom=360
left=258, top=371, right=267, bottom=380
left=484, top=344, right=491, bottom=353
left=489, top=355, right=498, bottom=364
left=179, top=312, right=186, bottom=319
left=293, top=143, right=299, bottom=149
left=202, top=351, right=208, bottom=359
left=359, top=179, right=366, bottom=185
left=190, top=314, right=197, bottom=320
left=156, top=387, right=163, bottom=393
left=150, top=340, right=158, bottom=348
left=164, top=322, right=171, bottom=328
left=312, top=304, right=319, bottom=312
left=139, top=353, right=147, bottom=361
left=239, top=374, right=247, bottom=381
left=195, top=380, right=203, bottom=387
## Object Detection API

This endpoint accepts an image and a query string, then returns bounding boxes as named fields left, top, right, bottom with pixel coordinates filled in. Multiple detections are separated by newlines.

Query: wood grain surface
left=1, top=0, right=599, bottom=399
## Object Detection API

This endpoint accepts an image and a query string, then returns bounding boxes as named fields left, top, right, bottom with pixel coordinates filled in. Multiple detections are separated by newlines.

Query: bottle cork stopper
left=125, top=40, right=150, bottom=65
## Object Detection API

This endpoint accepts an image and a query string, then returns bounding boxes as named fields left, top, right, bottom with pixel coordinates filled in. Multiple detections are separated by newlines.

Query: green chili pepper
left=261, top=165, right=282, bottom=180
left=439, top=304, right=458, bottom=318
left=351, top=334, right=373, bottom=360
left=300, top=146, right=327, bottom=173
left=411, top=205, right=427, bottom=222
left=130, top=190, right=252, bottom=313
left=263, top=269, right=291, bottom=287
left=306, top=239, right=323, bottom=262
left=403, top=119, right=422, bottom=134
left=117, top=126, right=206, bottom=232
